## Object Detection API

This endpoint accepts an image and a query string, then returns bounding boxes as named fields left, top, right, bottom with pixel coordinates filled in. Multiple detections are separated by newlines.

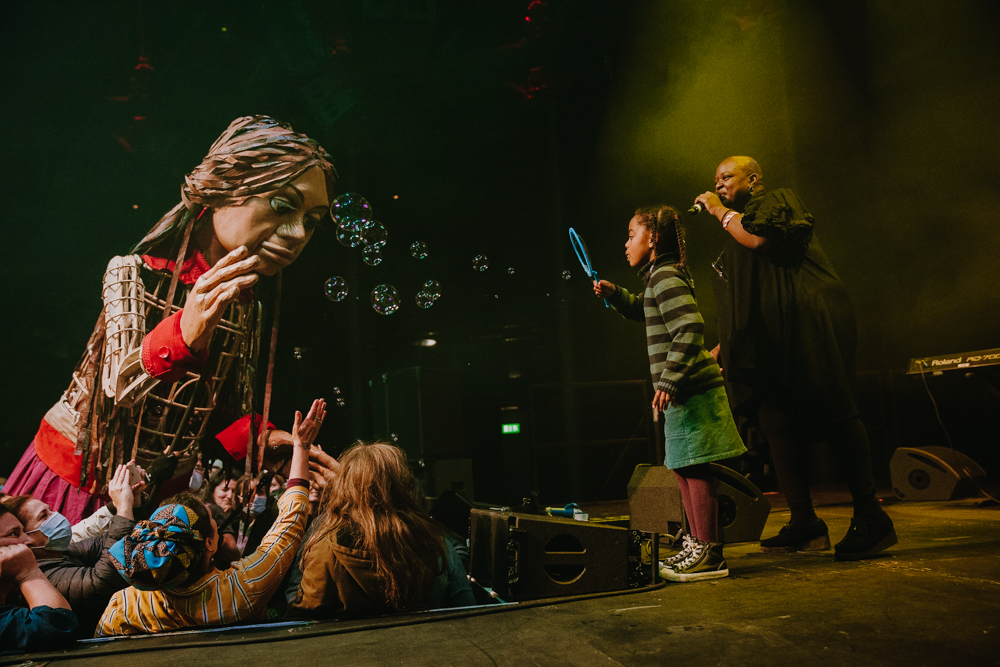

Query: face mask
left=27, top=512, right=73, bottom=551
left=251, top=495, right=267, bottom=515
left=189, top=468, right=204, bottom=491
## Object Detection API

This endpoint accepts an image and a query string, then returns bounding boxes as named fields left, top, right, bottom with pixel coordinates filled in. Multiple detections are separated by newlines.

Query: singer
left=692, top=156, right=896, bottom=561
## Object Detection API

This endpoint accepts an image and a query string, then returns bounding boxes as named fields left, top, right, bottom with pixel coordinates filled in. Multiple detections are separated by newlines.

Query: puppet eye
left=269, top=197, right=295, bottom=215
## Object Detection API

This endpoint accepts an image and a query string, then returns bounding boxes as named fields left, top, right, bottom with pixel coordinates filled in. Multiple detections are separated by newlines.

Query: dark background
left=2, top=0, right=998, bottom=503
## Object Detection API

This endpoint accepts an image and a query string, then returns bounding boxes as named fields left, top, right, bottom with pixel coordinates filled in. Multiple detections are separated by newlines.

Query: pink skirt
left=4, top=442, right=105, bottom=524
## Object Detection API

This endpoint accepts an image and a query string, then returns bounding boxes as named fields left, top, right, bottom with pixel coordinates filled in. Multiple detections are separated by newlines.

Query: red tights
left=673, top=463, right=719, bottom=543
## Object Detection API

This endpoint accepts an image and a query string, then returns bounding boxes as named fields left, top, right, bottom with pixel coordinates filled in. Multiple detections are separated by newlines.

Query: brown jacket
left=286, top=529, right=395, bottom=620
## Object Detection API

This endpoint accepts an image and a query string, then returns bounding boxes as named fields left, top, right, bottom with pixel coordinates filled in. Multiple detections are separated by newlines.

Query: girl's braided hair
left=633, top=205, right=686, bottom=267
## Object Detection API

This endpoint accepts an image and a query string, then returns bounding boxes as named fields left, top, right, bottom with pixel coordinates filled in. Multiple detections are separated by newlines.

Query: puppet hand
left=180, top=246, right=260, bottom=351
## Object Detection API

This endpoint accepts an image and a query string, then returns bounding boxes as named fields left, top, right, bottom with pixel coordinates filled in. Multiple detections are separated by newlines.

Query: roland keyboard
left=907, top=348, right=1000, bottom=374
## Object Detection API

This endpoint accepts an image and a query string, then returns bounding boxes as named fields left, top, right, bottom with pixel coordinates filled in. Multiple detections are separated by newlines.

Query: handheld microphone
left=687, top=202, right=703, bottom=215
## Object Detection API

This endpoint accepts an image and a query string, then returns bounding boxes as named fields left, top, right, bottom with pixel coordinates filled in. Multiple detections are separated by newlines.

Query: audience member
left=95, top=399, right=325, bottom=637
left=1, top=463, right=142, bottom=634
left=270, top=474, right=287, bottom=495
left=0, top=506, right=79, bottom=653
left=286, top=441, right=474, bottom=620
left=202, top=473, right=241, bottom=568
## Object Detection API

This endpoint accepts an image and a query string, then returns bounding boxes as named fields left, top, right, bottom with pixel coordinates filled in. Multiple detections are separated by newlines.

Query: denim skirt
left=662, top=386, right=746, bottom=469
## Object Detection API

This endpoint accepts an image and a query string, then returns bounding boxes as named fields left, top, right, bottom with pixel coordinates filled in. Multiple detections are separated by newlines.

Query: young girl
left=594, top=205, right=746, bottom=582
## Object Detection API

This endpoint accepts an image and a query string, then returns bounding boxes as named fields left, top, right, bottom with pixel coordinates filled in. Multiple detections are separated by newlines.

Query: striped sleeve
left=97, top=487, right=310, bottom=636
left=609, top=284, right=645, bottom=322
left=648, top=269, right=714, bottom=396
left=190, top=487, right=311, bottom=625
left=95, top=591, right=123, bottom=636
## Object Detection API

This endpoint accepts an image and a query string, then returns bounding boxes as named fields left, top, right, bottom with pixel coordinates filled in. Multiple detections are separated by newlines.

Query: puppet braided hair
left=633, top=205, right=686, bottom=268
left=132, top=115, right=338, bottom=257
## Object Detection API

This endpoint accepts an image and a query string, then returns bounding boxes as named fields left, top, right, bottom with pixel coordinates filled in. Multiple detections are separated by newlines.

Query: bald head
left=723, top=156, right=763, bottom=186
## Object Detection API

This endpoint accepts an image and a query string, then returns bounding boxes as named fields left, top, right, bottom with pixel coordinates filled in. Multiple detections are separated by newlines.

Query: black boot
left=834, top=512, right=897, bottom=561
left=760, top=518, right=831, bottom=552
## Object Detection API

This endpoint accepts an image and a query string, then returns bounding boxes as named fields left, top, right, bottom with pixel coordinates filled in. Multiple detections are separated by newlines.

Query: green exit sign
left=502, top=423, right=521, bottom=434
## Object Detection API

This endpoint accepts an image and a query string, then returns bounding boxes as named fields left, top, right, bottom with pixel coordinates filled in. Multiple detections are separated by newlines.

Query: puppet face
left=625, top=216, right=655, bottom=268
left=210, top=166, right=329, bottom=276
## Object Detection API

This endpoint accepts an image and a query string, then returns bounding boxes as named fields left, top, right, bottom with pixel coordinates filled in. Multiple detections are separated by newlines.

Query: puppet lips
left=260, top=242, right=295, bottom=265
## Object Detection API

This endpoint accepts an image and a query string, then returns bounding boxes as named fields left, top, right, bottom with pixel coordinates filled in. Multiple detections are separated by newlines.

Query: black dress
left=714, top=188, right=858, bottom=427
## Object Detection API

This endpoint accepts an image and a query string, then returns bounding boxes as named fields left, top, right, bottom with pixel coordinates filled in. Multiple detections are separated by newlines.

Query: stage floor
left=6, top=492, right=999, bottom=666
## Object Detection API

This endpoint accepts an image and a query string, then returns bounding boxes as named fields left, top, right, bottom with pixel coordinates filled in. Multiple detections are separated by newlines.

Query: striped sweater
left=95, top=486, right=310, bottom=637
left=610, top=257, right=724, bottom=399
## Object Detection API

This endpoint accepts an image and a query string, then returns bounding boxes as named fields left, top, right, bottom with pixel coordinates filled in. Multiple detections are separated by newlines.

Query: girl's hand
left=710, top=344, right=723, bottom=374
left=694, top=192, right=727, bottom=219
left=180, top=246, right=261, bottom=352
left=652, top=390, right=676, bottom=412
left=593, top=280, right=616, bottom=298
left=293, top=399, right=327, bottom=449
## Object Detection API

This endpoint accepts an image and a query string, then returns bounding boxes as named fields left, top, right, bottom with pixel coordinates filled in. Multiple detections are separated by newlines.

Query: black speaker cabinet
left=891, top=446, right=987, bottom=501
left=628, top=464, right=684, bottom=534
left=469, top=509, right=631, bottom=601
left=627, top=464, right=770, bottom=544
left=712, top=463, right=771, bottom=544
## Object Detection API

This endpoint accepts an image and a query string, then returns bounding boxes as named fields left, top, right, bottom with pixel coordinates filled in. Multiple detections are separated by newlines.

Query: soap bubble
left=561, top=270, right=571, bottom=280
left=335, top=217, right=363, bottom=248
left=335, top=397, right=346, bottom=407
left=410, top=241, right=428, bottom=259
left=370, top=284, right=400, bottom=315
left=361, top=220, right=388, bottom=247
left=333, top=386, right=342, bottom=395
left=324, top=276, right=348, bottom=302
left=362, top=245, right=383, bottom=266
left=422, top=280, right=441, bottom=298
left=507, top=267, right=515, bottom=275
left=473, top=255, right=489, bottom=272
left=331, top=193, right=371, bottom=225
left=415, top=291, right=435, bottom=309
left=390, top=433, right=399, bottom=443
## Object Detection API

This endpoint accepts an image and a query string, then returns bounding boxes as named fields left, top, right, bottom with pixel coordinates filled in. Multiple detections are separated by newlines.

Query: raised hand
left=0, top=543, right=40, bottom=585
left=109, top=461, right=146, bottom=520
left=180, top=246, right=261, bottom=351
left=293, top=399, right=327, bottom=449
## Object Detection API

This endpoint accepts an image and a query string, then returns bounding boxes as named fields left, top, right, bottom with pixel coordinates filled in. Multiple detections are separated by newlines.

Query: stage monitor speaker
left=627, top=464, right=683, bottom=534
left=712, top=463, right=771, bottom=544
left=890, top=446, right=986, bottom=501
left=626, top=464, right=770, bottom=544
left=469, top=509, right=631, bottom=601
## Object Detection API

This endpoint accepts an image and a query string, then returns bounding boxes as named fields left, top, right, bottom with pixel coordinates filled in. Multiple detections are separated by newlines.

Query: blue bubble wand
left=568, top=227, right=610, bottom=308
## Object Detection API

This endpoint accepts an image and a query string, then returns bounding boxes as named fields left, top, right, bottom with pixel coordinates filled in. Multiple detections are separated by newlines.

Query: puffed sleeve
left=739, top=188, right=815, bottom=264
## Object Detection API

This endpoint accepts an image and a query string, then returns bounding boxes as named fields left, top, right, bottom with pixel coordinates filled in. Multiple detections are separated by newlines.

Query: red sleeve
left=215, top=414, right=276, bottom=460
left=140, top=310, right=210, bottom=383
